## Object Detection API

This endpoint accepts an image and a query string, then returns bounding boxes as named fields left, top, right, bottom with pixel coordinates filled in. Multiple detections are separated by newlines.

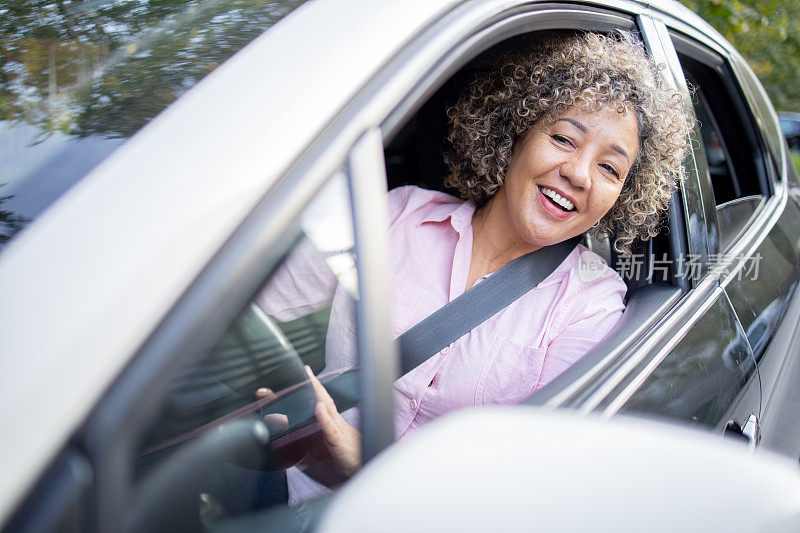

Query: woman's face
left=499, top=105, right=639, bottom=249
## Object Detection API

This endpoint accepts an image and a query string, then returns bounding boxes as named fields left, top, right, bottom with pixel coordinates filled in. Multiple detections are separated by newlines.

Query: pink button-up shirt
left=260, top=185, right=626, bottom=503
left=381, top=186, right=625, bottom=436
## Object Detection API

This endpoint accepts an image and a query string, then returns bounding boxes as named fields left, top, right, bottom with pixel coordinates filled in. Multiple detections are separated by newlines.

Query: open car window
left=128, top=173, right=362, bottom=530
left=379, top=22, right=691, bottom=414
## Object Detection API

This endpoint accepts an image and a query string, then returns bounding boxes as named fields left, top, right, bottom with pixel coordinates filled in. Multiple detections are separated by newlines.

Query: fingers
left=262, top=412, right=289, bottom=430
left=315, top=401, right=341, bottom=447
left=306, top=366, right=349, bottom=438
left=255, top=387, right=277, bottom=400
left=304, top=366, right=362, bottom=478
left=314, top=400, right=361, bottom=477
left=305, top=365, right=339, bottom=420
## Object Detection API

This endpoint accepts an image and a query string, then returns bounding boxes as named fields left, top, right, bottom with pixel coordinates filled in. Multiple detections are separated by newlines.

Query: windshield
left=0, top=0, right=306, bottom=249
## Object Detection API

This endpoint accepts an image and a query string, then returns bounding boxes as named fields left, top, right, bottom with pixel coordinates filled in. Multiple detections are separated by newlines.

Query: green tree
left=681, top=0, right=800, bottom=111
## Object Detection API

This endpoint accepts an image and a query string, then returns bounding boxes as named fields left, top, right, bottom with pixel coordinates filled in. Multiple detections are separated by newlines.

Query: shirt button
left=441, top=345, right=450, bottom=355
left=410, top=399, right=419, bottom=410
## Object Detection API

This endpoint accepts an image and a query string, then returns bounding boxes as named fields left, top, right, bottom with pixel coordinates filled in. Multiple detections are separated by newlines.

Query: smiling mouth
left=539, top=186, right=576, bottom=212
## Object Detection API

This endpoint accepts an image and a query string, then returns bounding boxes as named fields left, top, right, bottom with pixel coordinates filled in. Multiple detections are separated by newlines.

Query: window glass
left=779, top=115, right=800, bottom=151
left=779, top=118, right=800, bottom=138
left=131, top=173, right=361, bottom=529
left=691, top=91, right=739, bottom=205
left=0, top=0, right=306, bottom=250
left=678, top=50, right=768, bottom=252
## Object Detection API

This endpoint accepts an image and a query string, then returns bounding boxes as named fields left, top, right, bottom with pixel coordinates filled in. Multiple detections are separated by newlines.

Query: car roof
left=0, top=0, right=460, bottom=521
left=0, top=0, right=724, bottom=523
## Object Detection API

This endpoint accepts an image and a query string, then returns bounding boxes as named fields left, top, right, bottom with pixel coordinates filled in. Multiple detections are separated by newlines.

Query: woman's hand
left=254, top=387, right=289, bottom=431
left=304, top=365, right=361, bottom=478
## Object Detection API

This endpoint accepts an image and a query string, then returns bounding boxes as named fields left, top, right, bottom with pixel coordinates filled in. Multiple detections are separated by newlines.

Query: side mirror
left=318, top=408, right=800, bottom=532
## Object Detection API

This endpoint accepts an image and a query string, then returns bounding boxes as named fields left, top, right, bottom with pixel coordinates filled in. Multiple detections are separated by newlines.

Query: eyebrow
left=557, top=117, right=631, bottom=163
left=610, top=144, right=630, bottom=163
left=558, top=117, right=586, bottom=132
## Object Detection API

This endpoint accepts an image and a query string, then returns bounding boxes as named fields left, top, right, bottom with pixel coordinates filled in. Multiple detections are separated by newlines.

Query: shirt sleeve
left=256, top=186, right=419, bottom=323
left=535, top=271, right=627, bottom=390
left=253, top=237, right=339, bottom=322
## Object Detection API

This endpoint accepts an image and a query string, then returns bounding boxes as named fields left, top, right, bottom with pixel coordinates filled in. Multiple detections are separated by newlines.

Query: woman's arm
left=254, top=237, right=341, bottom=322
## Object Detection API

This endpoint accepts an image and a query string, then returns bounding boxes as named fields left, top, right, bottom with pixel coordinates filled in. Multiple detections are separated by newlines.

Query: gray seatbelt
left=397, top=236, right=581, bottom=375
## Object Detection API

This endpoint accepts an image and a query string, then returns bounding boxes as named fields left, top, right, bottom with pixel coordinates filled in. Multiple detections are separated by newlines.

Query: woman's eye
left=552, top=134, right=573, bottom=146
left=600, top=163, right=620, bottom=178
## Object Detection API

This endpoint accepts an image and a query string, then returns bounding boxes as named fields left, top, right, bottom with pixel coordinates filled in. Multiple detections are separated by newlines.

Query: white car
left=3, top=0, right=800, bottom=531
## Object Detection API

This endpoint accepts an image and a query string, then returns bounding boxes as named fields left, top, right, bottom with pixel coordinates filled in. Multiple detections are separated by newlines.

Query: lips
left=538, top=186, right=576, bottom=212
left=536, top=187, right=572, bottom=220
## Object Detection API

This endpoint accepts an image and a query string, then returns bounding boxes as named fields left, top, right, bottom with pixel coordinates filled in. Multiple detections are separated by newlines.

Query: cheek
left=505, top=174, right=537, bottom=206
left=593, top=184, right=624, bottom=216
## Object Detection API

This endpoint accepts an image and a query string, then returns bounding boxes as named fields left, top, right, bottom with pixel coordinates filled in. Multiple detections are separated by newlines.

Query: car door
left=651, top=18, right=800, bottom=457
left=69, top=124, right=400, bottom=533
left=77, top=3, right=712, bottom=531
left=676, top=38, right=800, bottom=456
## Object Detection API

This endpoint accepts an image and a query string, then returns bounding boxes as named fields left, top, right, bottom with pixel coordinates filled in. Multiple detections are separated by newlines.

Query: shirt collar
left=417, top=198, right=476, bottom=237
left=417, top=195, right=582, bottom=288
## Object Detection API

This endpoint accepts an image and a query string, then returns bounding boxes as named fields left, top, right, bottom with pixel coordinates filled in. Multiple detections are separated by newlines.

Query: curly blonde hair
left=444, top=31, right=692, bottom=253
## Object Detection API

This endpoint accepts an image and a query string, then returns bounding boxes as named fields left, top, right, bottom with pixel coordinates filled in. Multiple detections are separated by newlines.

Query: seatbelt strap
left=397, top=236, right=581, bottom=376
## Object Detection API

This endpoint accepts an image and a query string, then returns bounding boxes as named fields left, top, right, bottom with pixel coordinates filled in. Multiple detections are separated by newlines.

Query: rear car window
left=0, top=0, right=306, bottom=249
left=674, top=36, right=772, bottom=252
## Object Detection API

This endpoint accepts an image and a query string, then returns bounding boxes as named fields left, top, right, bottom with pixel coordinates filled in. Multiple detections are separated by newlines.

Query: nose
left=559, top=152, right=592, bottom=190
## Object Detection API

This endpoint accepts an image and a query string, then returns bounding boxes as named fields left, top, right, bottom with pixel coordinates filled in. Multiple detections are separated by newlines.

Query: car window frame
left=374, top=4, right=722, bottom=418
left=377, top=4, right=685, bottom=406
left=76, top=4, right=643, bottom=528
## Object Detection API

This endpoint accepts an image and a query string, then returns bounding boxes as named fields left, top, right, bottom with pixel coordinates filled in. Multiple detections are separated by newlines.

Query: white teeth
left=540, top=186, right=575, bottom=211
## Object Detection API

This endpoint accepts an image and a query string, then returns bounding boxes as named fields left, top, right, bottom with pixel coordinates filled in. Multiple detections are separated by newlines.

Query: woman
left=265, top=30, right=692, bottom=499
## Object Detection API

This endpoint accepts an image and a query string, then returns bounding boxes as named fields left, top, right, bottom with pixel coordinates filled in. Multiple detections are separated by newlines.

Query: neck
left=470, top=190, right=540, bottom=273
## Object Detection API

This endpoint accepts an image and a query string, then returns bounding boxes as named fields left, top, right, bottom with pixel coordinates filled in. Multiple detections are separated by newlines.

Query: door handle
left=742, top=414, right=761, bottom=452
left=724, top=414, right=760, bottom=452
